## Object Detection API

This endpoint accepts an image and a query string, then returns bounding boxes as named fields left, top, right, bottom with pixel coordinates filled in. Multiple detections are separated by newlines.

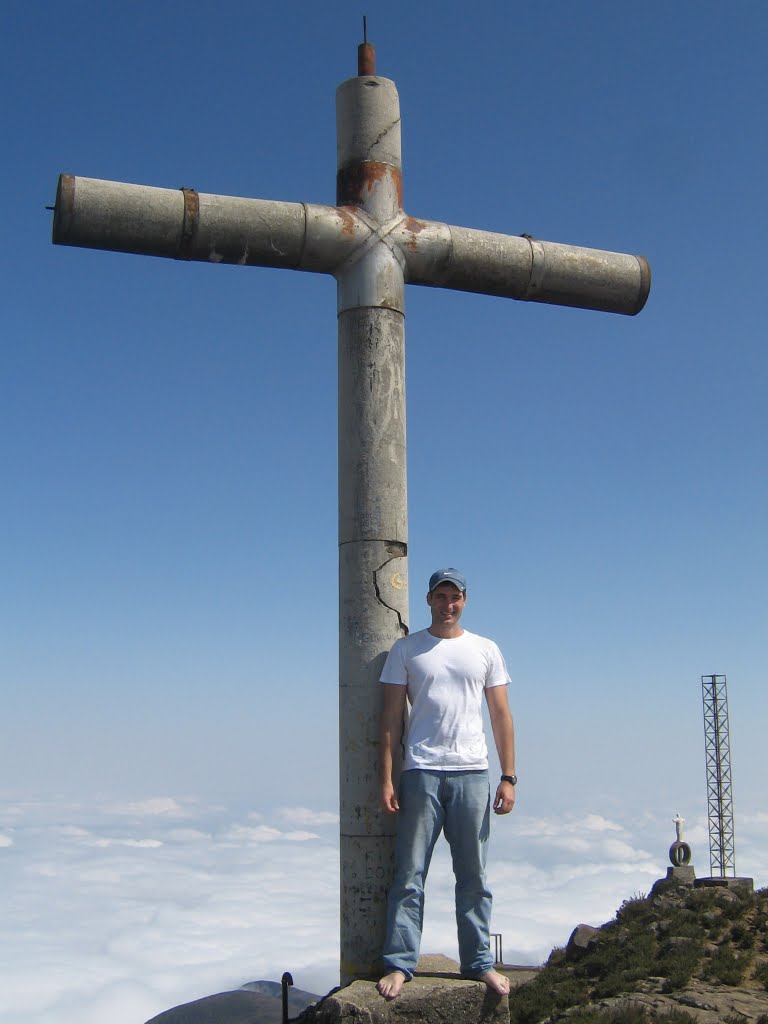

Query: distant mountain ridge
left=241, top=979, right=321, bottom=1002
left=145, top=979, right=321, bottom=1024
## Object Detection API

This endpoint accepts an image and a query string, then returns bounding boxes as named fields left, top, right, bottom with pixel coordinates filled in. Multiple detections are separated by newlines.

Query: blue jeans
left=382, top=769, right=494, bottom=980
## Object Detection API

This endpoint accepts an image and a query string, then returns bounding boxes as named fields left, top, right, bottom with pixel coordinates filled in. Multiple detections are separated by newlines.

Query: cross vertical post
left=336, top=47, right=408, bottom=982
left=51, top=37, right=650, bottom=986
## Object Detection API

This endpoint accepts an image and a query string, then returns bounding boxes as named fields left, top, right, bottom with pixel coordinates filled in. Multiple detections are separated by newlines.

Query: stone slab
left=694, top=875, right=754, bottom=892
left=308, top=976, right=509, bottom=1024
left=304, top=953, right=540, bottom=1023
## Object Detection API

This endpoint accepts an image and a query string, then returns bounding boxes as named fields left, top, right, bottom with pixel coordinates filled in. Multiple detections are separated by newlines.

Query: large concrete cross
left=52, top=41, right=650, bottom=984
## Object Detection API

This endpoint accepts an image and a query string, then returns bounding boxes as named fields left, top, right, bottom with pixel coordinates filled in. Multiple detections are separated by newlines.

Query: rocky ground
left=506, top=880, right=768, bottom=1024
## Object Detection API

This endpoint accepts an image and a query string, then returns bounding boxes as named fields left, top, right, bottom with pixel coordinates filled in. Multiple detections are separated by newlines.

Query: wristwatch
left=501, top=774, right=517, bottom=786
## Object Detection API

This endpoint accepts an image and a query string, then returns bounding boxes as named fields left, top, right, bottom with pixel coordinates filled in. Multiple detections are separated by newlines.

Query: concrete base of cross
left=308, top=955, right=540, bottom=1023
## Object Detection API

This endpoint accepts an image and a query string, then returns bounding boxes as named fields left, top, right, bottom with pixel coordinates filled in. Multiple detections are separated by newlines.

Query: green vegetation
left=566, top=1008, right=698, bottom=1024
left=508, top=883, right=768, bottom=1024
left=703, top=946, right=751, bottom=985
left=755, top=963, right=768, bottom=991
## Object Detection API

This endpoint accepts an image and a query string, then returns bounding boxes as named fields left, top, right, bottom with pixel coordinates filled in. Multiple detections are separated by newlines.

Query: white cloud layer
left=105, top=798, right=190, bottom=818
left=1, top=795, right=765, bottom=1024
left=221, top=823, right=321, bottom=843
left=277, top=806, right=340, bottom=827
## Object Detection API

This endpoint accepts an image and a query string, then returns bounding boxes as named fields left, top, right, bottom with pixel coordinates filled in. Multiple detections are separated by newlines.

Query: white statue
left=673, top=813, right=685, bottom=842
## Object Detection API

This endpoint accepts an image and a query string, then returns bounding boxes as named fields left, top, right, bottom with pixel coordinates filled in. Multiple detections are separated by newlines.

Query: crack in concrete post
left=369, top=116, right=401, bottom=152
left=373, top=542, right=409, bottom=638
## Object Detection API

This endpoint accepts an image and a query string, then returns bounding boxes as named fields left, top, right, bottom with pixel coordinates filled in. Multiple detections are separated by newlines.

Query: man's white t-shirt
left=380, top=628, right=510, bottom=772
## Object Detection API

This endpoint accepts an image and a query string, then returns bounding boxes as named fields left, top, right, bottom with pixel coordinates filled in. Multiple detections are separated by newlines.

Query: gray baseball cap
left=428, top=568, right=467, bottom=593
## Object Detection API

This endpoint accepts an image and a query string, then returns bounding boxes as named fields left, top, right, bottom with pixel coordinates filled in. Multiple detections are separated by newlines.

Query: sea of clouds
left=2, top=795, right=766, bottom=1024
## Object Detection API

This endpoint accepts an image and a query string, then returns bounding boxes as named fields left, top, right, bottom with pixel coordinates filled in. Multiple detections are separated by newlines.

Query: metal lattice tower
left=701, top=674, right=736, bottom=877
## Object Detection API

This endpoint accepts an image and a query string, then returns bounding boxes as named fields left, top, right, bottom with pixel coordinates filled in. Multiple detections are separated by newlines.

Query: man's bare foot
left=479, top=968, right=510, bottom=995
left=376, top=970, right=407, bottom=1000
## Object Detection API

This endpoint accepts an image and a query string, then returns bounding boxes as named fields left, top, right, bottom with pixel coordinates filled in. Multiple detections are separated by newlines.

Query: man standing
left=376, top=568, right=516, bottom=1000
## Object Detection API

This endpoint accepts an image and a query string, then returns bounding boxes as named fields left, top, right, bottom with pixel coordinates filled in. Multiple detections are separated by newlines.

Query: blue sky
left=2, top=1, right=766, bottom=1019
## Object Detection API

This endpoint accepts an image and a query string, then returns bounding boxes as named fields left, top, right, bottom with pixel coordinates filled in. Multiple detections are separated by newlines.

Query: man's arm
left=485, top=684, right=516, bottom=815
left=380, top=683, right=407, bottom=814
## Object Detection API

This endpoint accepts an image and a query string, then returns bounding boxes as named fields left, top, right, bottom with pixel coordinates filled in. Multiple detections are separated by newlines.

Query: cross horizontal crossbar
left=53, top=174, right=650, bottom=316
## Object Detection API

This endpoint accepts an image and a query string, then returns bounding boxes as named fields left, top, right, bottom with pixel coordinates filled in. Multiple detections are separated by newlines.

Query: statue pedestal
left=665, top=865, right=696, bottom=884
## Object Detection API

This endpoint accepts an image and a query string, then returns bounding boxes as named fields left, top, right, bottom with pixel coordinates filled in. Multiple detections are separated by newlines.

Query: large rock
left=582, top=980, right=768, bottom=1023
left=309, top=977, right=508, bottom=1024
left=306, top=956, right=511, bottom=1024
left=565, top=924, right=601, bottom=959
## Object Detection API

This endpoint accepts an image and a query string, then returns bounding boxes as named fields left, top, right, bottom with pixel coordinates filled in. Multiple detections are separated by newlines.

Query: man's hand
left=380, top=685, right=406, bottom=816
left=381, top=781, right=400, bottom=815
left=493, top=780, right=515, bottom=815
left=485, top=686, right=516, bottom=816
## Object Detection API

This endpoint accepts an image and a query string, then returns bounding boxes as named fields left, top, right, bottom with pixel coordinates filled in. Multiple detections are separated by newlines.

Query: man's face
left=427, top=582, right=466, bottom=627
